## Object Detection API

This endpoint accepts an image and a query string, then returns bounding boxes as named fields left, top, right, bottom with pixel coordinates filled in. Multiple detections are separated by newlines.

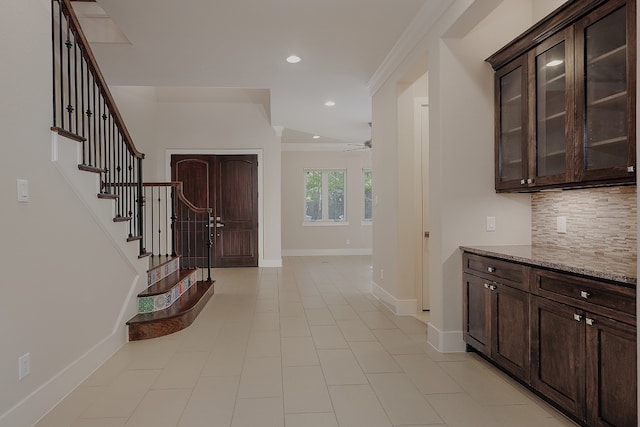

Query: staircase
left=127, top=256, right=214, bottom=340
left=51, top=0, right=215, bottom=340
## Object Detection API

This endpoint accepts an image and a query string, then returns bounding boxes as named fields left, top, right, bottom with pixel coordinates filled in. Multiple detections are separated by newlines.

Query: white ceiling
left=74, top=0, right=447, bottom=144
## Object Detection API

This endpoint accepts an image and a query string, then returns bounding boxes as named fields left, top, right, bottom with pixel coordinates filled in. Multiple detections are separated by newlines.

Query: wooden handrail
left=144, top=182, right=213, bottom=215
left=57, top=0, right=144, bottom=159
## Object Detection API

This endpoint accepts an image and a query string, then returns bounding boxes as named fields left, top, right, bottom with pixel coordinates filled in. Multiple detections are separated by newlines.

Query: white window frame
left=362, top=169, right=372, bottom=223
left=303, top=169, right=348, bottom=225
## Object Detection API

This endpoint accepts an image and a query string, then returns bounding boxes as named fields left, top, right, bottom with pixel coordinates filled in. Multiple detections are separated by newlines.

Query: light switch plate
left=486, top=216, right=496, bottom=232
left=17, top=179, right=29, bottom=203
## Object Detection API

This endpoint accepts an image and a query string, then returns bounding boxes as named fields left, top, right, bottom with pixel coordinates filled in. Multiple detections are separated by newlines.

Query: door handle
left=216, top=223, right=225, bottom=228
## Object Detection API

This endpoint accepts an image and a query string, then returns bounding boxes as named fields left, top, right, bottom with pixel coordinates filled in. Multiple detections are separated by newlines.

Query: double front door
left=171, top=154, right=258, bottom=268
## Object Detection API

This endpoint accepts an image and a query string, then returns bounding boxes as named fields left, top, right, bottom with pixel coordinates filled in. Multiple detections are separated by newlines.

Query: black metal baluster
left=165, top=187, right=169, bottom=257
left=171, top=186, right=177, bottom=257
left=207, top=212, right=212, bottom=282
left=102, top=99, right=108, bottom=192
left=127, top=154, right=133, bottom=237
left=150, top=186, right=154, bottom=256
left=58, top=1, right=64, bottom=129
left=51, top=0, right=57, bottom=127
left=187, top=209, right=192, bottom=269
left=86, top=69, right=93, bottom=166
left=157, top=187, right=162, bottom=256
left=137, top=158, right=145, bottom=255
left=118, top=133, right=123, bottom=218
left=73, top=34, right=78, bottom=135
left=65, top=22, right=73, bottom=131
left=92, top=80, right=97, bottom=166
left=80, top=49, right=86, bottom=164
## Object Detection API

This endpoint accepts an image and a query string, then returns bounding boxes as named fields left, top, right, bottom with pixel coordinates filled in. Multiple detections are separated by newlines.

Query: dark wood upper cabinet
left=488, top=0, right=636, bottom=192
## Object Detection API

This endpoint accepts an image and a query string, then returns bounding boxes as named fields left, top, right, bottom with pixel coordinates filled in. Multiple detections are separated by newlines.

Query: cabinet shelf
left=502, top=125, right=522, bottom=135
left=588, top=135, right=627, bottom=148
left=588, top=90, right=627, bottom=107
left=503, top=93, right=522, bottom=104
left=543, top=73, right=566, bottom=86
left=540, top=111, right=566, bottom=121
left=588, top=44, right=626, bottom=65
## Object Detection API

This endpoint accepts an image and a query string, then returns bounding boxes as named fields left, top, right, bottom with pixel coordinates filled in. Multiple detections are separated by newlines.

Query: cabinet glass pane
left=536, top=42, right=567, bottom=177
left=499, top=67, right=523, bottom=182
left=584, top=6, right=628, bottom=171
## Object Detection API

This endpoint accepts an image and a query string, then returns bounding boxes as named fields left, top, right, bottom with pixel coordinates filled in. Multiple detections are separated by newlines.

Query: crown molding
left=367, top=0, right=451, bottom=95
left=282, top=142, right=370, bottom=152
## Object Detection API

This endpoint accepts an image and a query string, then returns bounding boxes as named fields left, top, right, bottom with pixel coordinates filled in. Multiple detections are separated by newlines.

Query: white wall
left=371, top=0, right=565, bottom=351
left=0, top=1, right=143, bottom=425
left=281, top=147, right=372, bottom=255
left=111, top=87, right=283, bottom=267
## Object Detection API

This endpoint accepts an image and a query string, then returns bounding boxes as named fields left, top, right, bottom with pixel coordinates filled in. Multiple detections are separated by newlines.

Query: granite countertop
left=460, top=245, right=637, bottom=286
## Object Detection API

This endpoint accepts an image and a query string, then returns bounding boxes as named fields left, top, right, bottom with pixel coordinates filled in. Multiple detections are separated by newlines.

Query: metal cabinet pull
left=520, top=179, right=526, bottom=185
left=580, top=291, right=591, bottom=299
left=586, top=318, right=595, bottom=326
left=487, top=267, right=496, bottom=273
left=573, top=314, right=582, bottom=322
left=490, top=285, right=497, bottom=291
left=527, top=178, right=534, bottom=184
left=628, top=166, right=635, bottom=173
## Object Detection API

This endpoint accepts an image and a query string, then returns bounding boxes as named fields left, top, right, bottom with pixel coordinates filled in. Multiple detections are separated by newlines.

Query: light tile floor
left=36, top=256, right=578, bottom=427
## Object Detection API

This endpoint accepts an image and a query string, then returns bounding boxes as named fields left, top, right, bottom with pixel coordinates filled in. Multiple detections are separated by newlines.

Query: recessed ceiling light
left=324, top=101, right=336, bottom=107
left=312, top=135, right=320, bottom=139
left=286, top=55, right=301, bottom=64
left=546, top=59, right=563, bottom=67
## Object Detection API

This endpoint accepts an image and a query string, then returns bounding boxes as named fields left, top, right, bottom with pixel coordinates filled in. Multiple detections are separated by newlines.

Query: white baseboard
left=260, top=258, right=283, bottom=267
left=427, top=322, right=466, bottom=353
left=1, top=328, right=126, bottom=427
left=370, top=281, right=417, bottom=316
left=282, top=248, right=372, bottom=256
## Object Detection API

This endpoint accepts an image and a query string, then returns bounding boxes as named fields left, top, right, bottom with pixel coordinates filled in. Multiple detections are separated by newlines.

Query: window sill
left=303, top=221, right=350, bottom=227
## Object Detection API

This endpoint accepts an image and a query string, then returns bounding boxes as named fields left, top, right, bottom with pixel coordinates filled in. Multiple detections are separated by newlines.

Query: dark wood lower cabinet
left=531, top=296, right=586, bottom=420
left=462, top=273, right=530, bottom=381
left=492, top=284, right=530, bottom=382
left=586, top=314, right=637, bottom=427
left=462, top=252, right=637, bottom=427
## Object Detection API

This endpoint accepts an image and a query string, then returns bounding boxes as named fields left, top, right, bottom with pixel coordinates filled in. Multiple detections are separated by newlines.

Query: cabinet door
left=491, top=284, right=530, bottom=382
left=585, top=313, right=637, bottom=427
left=532, top=29, right=574, bottom=186
left=575, top=0, right=636, bottom=183
left=531, top=296, right=586, bottom=420
left=495, top=56, right=529, bottom=191
left=463, top=273, right=490, bottom=355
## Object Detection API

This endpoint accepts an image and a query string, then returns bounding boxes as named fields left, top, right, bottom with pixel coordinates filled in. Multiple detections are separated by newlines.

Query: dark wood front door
left=171, top=154, right=258, bottom=268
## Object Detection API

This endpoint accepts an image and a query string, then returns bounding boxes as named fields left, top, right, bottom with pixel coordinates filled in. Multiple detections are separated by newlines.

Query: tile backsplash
left=531, top=186, right=637, bottom=257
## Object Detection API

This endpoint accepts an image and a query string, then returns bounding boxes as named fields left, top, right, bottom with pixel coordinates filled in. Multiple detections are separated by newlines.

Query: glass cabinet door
left=496, top=57, right=527, bottom=190
left=577, top=1, right=635, bottom=180
left=534, top=31, right=573, bottom=185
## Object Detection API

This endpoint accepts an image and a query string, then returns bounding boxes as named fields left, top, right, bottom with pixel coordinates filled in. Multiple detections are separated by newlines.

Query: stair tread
left=139, top=268, right=196, bottom=297
left=148, top=254, right=180, bottom=271
left=127, top=280, right=214, bottom=326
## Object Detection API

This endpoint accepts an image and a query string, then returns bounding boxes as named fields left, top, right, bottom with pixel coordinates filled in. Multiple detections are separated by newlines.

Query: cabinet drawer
left=463, top=253, right=527, bottom=289
left=533, top=269, right=636, bottom=324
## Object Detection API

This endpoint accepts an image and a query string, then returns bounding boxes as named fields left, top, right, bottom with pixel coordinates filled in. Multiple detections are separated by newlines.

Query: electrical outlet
left=18, top=353, right=30, bottom=380
left=557, top=216, right=567, bottom=234
left=380, top=269, right=384, bottom=280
